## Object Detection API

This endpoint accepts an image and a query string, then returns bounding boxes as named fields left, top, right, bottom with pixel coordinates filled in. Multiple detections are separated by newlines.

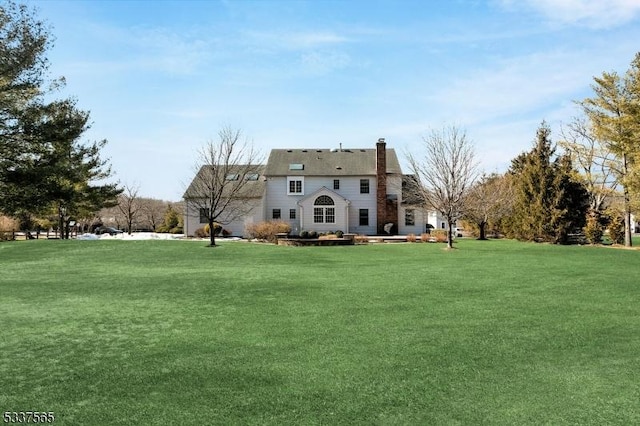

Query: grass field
left=1, top=239, right=639, bottom=425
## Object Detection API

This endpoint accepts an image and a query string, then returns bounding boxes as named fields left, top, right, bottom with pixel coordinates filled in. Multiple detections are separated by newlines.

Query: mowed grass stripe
left=1, top=239, right=639, bottom=425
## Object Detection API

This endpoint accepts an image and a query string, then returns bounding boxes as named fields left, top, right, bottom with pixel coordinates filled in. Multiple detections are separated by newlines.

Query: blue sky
left=30, top=0, right=640, bottom=201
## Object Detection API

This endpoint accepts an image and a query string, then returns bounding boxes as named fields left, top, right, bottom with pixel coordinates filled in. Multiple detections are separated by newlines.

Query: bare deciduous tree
left=139, top=198, right=166, bottom=232
left=559, top=116, right=617, bottom=215
left=407, top=125, right=477, bottom=249
left=464, top=173, right=514, bottom=240
left=184, top=126, right=263, bottom=247
left=117, top=183, right=140, bottom=234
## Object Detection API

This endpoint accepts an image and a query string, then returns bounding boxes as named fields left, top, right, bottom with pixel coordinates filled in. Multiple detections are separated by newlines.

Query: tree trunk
left=478, top=221, right=487, bottom=240
left=623, top=153, right=633, bottom=247
left=58, top=206, right=64, bottom=240
left=447, top=222, right=454, bottom=249
left=208, top=219, right=216, bottom=247
left=624, top=192, right=632, bottom=247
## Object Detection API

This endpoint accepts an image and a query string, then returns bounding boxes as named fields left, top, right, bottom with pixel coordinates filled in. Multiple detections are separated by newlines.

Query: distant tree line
left=99, top=186, right=184, bottom=234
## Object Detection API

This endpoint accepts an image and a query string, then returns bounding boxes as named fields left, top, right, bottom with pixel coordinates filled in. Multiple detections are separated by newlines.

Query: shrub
left=319, top=233, right=338, bottom=240
left=0, top=216, right=17, bottom=241
left=354, top=234, right=369, bottom=244
left=0, top=232, right=13, bottom=241
left=157, top=204, right=181, bottom=233
left=194, top=227, right=208, bottom=238
left=583, top=214, right=603, bottom=245
left=299, top=230, right=309, bottom=239
left=459, top=220, right=479, bottom=238
left=406, top=233, right=417, bottom=243
left=420, top=233, right=431, bottom=243
left=335, top=230, right=344, bottom=238
left=308, top=231, right=318, bottom=239
left=246, top=220, right=291, bottom=243
left=432, top=229, right=448, bottom=243
left=203, top=223, right=222, bottom=236
left=607, top=215, right=625, bottom=245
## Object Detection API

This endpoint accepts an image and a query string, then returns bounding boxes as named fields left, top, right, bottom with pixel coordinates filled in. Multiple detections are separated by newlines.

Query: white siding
left=265, top=177, right=303, bottom=234
left=183, top=198, right=263, bottom=237
left=399, top=206, right=426, bottom=235
left=265, top=176, right=379, bottom=235
left=220, top=198, right=264, bottom=237
left=398, top=206, right=457, bottom=235
left=183, top=200, right=204, bottom=237
left=298, top=188, right=349, bottom=233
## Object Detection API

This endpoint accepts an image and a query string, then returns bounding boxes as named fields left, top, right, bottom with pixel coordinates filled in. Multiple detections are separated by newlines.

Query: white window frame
left=287, top=176, right=304, bottom=195
left=312, top=195, right=336, bottom=224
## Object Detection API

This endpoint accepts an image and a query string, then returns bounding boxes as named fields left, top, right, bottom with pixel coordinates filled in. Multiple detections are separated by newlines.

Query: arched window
left=314, top=195, right=335, bottom=206
left=313, top=195, right=335, bottom=223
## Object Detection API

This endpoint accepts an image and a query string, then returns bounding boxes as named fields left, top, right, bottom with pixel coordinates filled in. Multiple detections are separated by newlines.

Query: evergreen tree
left=0, top=3, right=120, bottom=235
left=6, top=99, right=119, bottom=237
left=507, top=123, right=589, bottom=243
left=0, top=1, right=52, bottom=216
left=158, top=204, right=183, bottom=234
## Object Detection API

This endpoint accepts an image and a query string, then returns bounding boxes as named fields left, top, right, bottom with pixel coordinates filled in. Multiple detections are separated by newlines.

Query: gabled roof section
left=183, top=165, right=265, bottom=199
left=265, top=148, right=402, bottom=176
left=296, top=186, right=351, bottom=206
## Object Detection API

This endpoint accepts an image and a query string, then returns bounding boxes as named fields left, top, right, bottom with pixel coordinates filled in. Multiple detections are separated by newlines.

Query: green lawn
left=1, top=239, right=639, bottom=425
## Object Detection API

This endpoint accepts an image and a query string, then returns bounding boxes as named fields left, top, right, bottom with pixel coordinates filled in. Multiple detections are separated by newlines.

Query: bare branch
left=116, top=182, right=140, bottom=234
left=184, top=126, right=263, bottom=246
left=407, top=125, right=478, bottom=248
left=559, top=116, right=618, bottom=213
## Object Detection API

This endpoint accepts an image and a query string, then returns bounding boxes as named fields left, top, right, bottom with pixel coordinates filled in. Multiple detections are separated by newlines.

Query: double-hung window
left=360, top=179, right=370, bottom=194
left=359, top=209, right=369, bottom=226
left=287, top=177, right=304, bottom=195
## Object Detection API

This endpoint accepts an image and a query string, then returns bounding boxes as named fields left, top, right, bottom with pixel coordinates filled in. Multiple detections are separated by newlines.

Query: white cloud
left=243, top=30, right=350, bottom=51
left=428, top=49, right=610, bottom=127
left=130, top=28, right=213, bottom=74
left=500, top=0, right=640, bottom=29
left=68, top=22, right=215, bottom=76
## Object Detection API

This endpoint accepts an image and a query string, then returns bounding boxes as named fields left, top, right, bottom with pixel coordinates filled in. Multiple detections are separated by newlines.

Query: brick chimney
left=376, top=138, right=386, bottom=234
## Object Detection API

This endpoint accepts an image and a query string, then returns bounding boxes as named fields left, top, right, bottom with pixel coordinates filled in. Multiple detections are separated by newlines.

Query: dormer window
left=289, top=163, right=304, bottom=170
left=245, top=173, right=260, bottom=181
left=225, top=173, right=239, bottom=181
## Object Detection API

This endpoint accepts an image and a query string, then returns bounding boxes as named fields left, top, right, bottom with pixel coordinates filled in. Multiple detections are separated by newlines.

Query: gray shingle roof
left=264, top=148, right=402, bottom=176
left=183, top=165, right=265, bottom=199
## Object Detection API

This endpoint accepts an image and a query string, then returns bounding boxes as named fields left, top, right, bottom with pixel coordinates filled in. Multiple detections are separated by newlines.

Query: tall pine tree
left=1, top=2, right=120, bottom=236
left=507, top=123, right=588, bottom=243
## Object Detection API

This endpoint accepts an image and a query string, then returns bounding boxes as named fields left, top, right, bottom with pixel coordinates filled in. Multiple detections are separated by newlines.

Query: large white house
left=183, top=139, right=449, bottom=237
